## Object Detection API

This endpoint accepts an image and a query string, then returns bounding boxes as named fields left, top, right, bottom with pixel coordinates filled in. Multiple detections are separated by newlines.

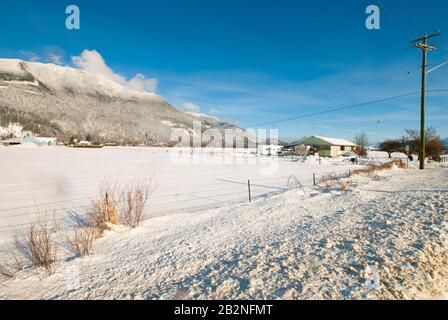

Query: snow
left=0, top=59, right=161, bottom=101
left=161, top=120, right=176, bottom=127
left=0, top=147, right=447, bottom=299
left=311, top=135, right=357, bottom=146
left=0, top=59, right=26, bottom=76
left=368, top=151, right=408, bottom=159
left=0, top=147, right=364, bottom=247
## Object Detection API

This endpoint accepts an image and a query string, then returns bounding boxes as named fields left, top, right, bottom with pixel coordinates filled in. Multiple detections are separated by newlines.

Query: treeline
left=0, top=105, right=62, bottom=137
left=378, top=127, right=445, bottom=160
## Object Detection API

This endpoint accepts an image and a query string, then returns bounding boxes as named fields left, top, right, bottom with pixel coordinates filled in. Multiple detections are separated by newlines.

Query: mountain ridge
left=0, top=59, right=237, bottom=145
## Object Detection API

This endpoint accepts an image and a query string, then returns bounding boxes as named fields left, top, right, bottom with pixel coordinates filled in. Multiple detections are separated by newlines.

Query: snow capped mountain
left=0, top=59, right=237, bottom=144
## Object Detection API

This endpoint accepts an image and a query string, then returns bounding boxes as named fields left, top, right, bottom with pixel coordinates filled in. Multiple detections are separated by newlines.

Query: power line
left=377, top=0, right=415, bottom=41
left=246, top=89, right=448, bottom=128
left=402, top=0, right=426, bottom=33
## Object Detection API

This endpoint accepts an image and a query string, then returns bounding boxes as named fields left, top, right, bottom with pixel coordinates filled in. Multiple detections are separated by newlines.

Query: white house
left=294, top=135, right=358, bottom=157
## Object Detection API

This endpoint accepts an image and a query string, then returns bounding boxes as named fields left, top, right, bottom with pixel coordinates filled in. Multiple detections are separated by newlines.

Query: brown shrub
left=67, top=227, right=96, bottom=257
left=338, top=181, right=351, bottom=192
left=119, top=180, right=153, bottom=228
left=352, top=160, right=405, bottom=176
left=16, top=217, right=58, bottom=273
left=86, top=179, right=153, bottom=232
left=86, top=183, right=121, bottom=233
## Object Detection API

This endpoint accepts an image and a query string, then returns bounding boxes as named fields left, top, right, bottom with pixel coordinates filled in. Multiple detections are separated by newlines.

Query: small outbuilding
left=22, top=136, right=57, bottom=146
left=294, top=135, right=357, bottom=158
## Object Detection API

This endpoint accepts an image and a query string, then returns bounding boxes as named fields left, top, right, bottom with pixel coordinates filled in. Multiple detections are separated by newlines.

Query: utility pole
left=411, top=32, right=441, bottom=170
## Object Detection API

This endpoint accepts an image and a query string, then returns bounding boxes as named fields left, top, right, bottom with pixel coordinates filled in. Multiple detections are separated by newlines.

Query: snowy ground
left=0, top=146, right=367, bottom=247
left=0, top=150, right=447, bottom=299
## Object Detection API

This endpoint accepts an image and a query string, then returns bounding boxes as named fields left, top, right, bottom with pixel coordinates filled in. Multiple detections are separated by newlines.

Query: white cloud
left=19, top=50, right=39, bottom=62
left=182, top=102, right=201, bottom=113
left=180, top=103, right=221, bottom=120
left=48, top=53, right=64, bottom=65
left=71, top=49, right=158, bottom=93
left=127, top=74, right=159, bottom=93
left=72, top=50, right=125, bottom=83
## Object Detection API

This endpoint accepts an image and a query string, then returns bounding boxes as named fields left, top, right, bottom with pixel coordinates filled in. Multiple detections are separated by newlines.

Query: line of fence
left=3, top=161, right=403, bottom=239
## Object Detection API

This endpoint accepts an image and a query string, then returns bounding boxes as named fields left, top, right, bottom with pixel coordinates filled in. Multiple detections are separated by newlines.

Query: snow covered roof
left=302, top=135, right=357, bottom=147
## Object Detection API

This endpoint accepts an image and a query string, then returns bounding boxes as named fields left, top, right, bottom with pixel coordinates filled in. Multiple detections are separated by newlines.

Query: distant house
left=22, top=136, right=57, bottom=146
left=78, top=140, right=92, bottom=146
left=293, top=135, right=357, bottom=158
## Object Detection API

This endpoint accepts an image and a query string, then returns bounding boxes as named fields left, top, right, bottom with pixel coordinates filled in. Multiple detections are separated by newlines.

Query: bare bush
left=320, top=160, right=405, bottom=191
left=67, top=227, right=96, bottom=257
left=319, top=172, right=348, bottom=184
left=322, top=179, right=352, bottom=192
left=320, top=172, right=338, bottom=184
left=86, top=179, right=153, bottom=232
left=15, top=217, right=58, bottom=273
left=352, top=160, right=406, bottom=176
left=338, top=181, right=351, bottom=192
left=86, top=183, right=121, bottom=233
left=120, top=180, right=153, bottom=228
left=323, top=181, right=335, bottom=190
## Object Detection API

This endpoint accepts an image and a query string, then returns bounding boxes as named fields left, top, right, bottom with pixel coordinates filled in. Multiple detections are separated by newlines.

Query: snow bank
left=0, top=162, right=447, bottom=300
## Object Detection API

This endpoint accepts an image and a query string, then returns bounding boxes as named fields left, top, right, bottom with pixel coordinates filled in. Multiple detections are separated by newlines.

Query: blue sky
left=0, top=0, right=447, bottom=142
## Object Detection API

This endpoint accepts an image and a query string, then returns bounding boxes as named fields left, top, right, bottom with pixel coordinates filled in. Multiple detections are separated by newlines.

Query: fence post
left=313, top=173, right=316, bottom=186
left=349, top=169, right=351, bottom=177
left=248, top=180, right=252, bottom=203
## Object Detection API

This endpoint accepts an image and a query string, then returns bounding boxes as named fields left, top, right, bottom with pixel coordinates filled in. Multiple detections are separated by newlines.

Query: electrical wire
left=246, top=89, right=448, bottom=128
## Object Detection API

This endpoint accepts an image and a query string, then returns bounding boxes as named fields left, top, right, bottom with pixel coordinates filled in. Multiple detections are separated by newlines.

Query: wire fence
left=0, top=157, right=421, bottom=244
left=0, top=174, right=349, bottom=226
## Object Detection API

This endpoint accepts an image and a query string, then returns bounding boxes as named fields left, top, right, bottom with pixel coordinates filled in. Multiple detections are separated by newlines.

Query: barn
left=294, top=135, right=357, bottom=158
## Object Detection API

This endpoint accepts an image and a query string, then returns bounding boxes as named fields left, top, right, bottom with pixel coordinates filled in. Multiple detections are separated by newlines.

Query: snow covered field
left=1, top=146, right=446, bottom=300
left=0, top=146, right=365, bottom=247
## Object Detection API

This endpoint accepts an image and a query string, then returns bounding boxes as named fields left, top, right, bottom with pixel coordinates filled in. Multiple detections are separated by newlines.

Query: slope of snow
left=0, top=158, right=447, bottom=299
left=0, top=59, right=27, bottom=76
left=0, top=59, right=160, bottom=101
left=0, top=147, right=367, bottom=247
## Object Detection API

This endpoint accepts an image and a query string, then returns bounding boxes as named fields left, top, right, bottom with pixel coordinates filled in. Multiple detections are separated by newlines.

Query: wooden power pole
left=411, top=32, right=441, bottom=170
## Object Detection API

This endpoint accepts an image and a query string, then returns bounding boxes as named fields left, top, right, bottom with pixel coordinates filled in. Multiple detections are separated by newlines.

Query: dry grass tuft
left=67, top=227, right=97, bottom=257
left=15, top=216, right=58, bottom=273
left=322, top=179, right=352, bottom=192
left=351, top=160, right=406, bottom=176
left=319, top=160, right=406, bottom=191
left=86, top=179, right=153, bottom=233
left=86, top=183, right=121, bottom=233
left=338, top=181, right=351, bottom=192
left=119, top=180, right=153, bottom=228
